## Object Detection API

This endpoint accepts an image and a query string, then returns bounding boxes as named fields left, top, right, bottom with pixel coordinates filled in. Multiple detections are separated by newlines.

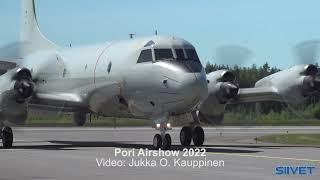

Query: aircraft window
left=137, top=49, right=152, bottom=63
left=175, top=49, right=186, bottom=60
left=186, top=49, right=200, bottom=62
left=154, top=49, right=174, bottom=61
left=107, top=62, right=112, bottom=74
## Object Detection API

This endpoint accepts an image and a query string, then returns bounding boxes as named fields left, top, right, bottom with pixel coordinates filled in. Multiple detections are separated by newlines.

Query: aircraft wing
left=29, top=82, right=121, bottom=112
left=229, top=87, right=284, bottom=104
left=29, top=92, right=85, bottom=112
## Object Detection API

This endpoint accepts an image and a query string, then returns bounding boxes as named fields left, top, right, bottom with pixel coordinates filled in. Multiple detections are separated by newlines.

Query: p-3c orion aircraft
left=1, top=0, right=320, bottom=149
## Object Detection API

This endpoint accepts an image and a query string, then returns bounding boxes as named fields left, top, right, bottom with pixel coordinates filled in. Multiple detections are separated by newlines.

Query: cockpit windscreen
left=175, top=49, right=186, bottom=61
left=137, top=48, right=202, bottom=73
left=185, top=49, right=200, bottom=62
left=154, top=49, right=174, bottom=61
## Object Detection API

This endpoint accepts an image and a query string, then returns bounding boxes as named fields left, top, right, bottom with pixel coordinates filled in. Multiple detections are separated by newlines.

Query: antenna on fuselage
left=129, top=33, right=136, bottom=39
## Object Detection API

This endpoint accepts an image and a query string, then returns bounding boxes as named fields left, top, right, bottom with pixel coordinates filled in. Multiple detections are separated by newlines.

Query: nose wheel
left=153, top=122, right=172, bottom=149
left=153, top=134, right=162, bottom=149
left=163, top=134, right=172, bottom=149
left=1, top=126, right=13, bottom=149
left=153, top=133, right=172, bottom=150
left=180, top=126, right=204, bottom=146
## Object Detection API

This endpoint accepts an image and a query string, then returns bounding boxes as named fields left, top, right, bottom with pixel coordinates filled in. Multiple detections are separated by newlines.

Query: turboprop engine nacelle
left=12, top=68, right=35, bottom=103
left=198, top=70, right=239, bottom=125
left=255, top=64, right=320, bottom=102
left=0, top=68, right=34, bottom=125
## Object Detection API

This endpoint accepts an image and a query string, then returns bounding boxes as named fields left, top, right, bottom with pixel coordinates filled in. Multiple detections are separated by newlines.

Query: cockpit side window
left=154, top=49, right=174, bottom=61
left=175, top=49, right=186, bottom=61
left=137, top=49, right=152, bottom=63
left=186, top=49, right=200, bottom=62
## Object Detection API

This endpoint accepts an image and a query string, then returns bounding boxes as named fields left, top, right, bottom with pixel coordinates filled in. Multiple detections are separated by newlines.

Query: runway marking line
left=207, top=152, right=320, bottom=162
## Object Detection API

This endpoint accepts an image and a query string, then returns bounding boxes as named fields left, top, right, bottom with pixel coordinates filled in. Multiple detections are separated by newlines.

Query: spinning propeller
left=215, top=45, right=254, bottom=66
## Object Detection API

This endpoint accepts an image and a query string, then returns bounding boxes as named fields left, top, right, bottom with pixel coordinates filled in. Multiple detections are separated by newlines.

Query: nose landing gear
left=153, top=123, right=172, bottom=149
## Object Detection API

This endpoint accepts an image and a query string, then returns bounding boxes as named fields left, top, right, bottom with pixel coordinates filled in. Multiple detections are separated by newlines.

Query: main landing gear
left=1, top=126, right=13, bottom=149
left=153, top=122, right=172, bottom=150
left=180, top=125, right=204, bottom=146
left=180, top=111, right=205, bottom=146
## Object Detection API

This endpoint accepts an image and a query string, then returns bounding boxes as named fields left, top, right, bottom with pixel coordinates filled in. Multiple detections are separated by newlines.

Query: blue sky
left=1, top=0, right=320, bottom=68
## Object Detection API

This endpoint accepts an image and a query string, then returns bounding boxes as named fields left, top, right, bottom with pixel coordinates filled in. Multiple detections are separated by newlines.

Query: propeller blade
left=294, top=40, right=320, bottom=64
left=215, top=45, right=254, bottom=66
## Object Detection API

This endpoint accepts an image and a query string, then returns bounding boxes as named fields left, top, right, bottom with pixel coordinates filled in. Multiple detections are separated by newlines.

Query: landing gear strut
left=153, top=123, right=172, bottom=149
left=1, top=126, right=13, bottom=149
left=73, top=112, right=86, bottom=126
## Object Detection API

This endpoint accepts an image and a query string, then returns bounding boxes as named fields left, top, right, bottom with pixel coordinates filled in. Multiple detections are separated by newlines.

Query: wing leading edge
left=229, top=87, right=284, bottom=104
left=29, top=82, right=121, bottom=112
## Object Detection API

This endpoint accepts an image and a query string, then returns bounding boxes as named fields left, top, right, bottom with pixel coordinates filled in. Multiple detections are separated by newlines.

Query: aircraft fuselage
left=22, top=36, right=208, bottom=120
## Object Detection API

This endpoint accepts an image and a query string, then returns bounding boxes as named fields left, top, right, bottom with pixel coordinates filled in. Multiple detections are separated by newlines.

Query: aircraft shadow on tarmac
left=2, top=140, right=319, bottom=152
left=2, top=140, right=304, bottom=153
left=2, top=139, right=318, bottom=152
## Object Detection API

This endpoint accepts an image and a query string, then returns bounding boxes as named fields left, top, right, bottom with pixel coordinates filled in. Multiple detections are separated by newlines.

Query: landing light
left=155, top=123, right=172, bottom=130
left=166, top=123, right=171, bottom=129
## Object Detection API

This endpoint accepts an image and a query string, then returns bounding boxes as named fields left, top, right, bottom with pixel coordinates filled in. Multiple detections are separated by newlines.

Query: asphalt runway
left=0, top=126, right=319, bottom=180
